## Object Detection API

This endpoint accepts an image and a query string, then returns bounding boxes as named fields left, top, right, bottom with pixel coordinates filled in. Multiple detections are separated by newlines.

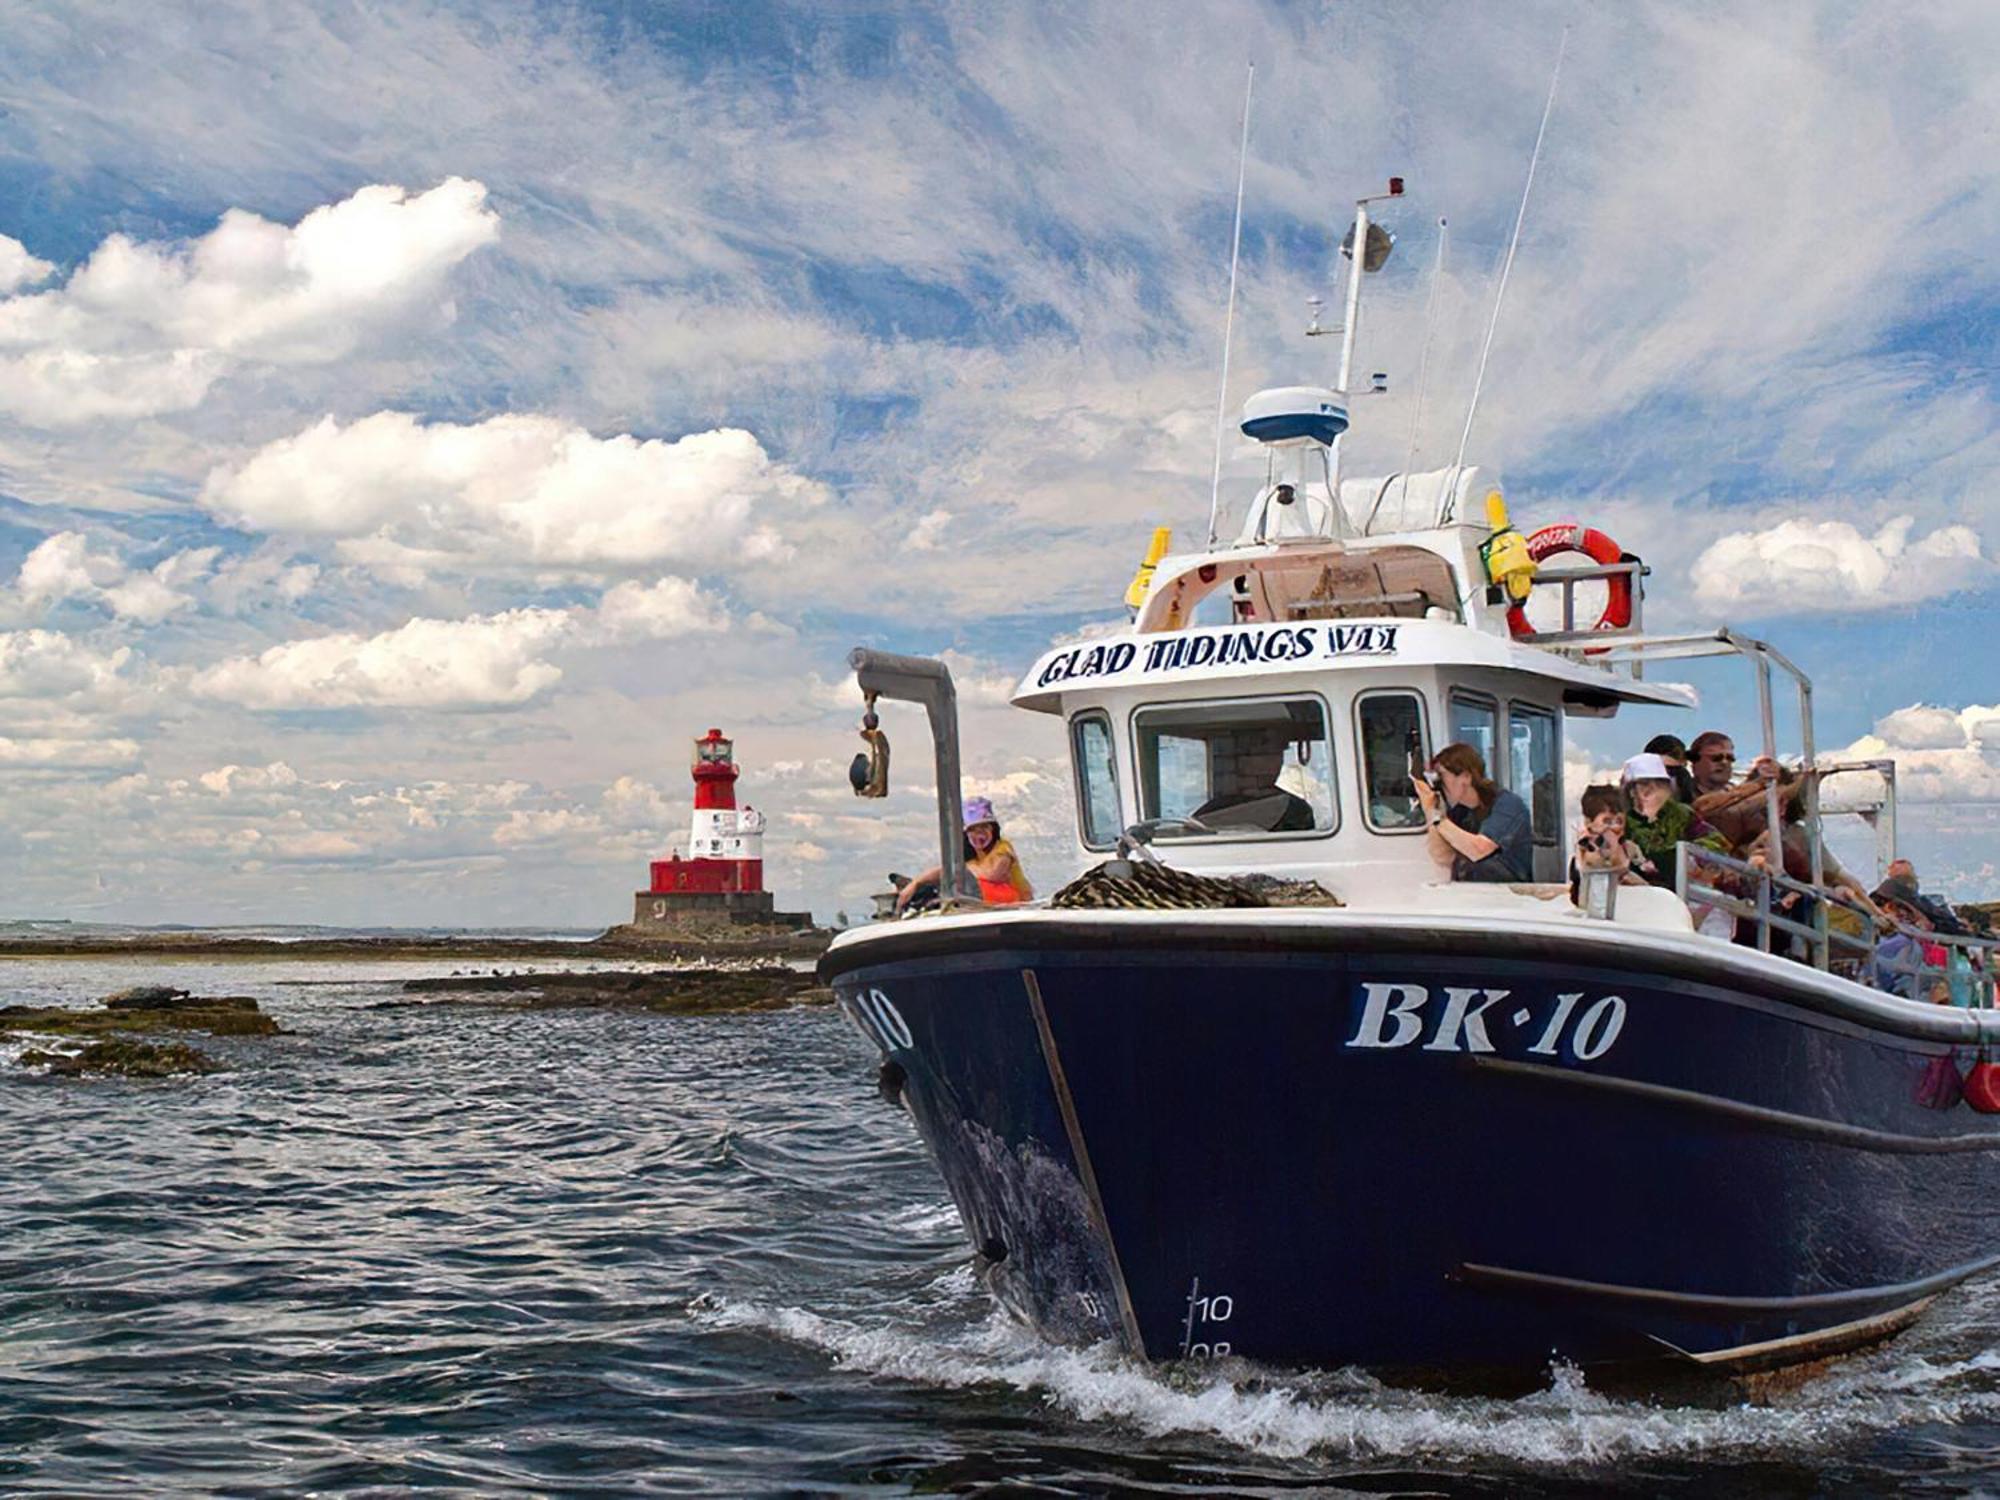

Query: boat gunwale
left=820, top=906, right=2000, bottom=1047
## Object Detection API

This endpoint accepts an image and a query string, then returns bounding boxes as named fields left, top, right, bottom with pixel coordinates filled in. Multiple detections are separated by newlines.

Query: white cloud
left=0, top=734, right=140, bottom=770
left=1828, top=701, right=2000, bottom=804
left=599, top=774, right=679, bottom=832
left=1873, top=704, right=1977, bottom=751
left=16, top=532, right=116, bottom=607
left=12, top=530, right=199, bottom=624
left=1692, top=515, right=1988, bottom=615
left=906, top=508, right=952, bottom=552
left=491, top=806, right=606, bottom=849
left=199, top=412, right=827, bottom=574
left=183, top=574, right=721, bottom=711
left=936, top=649, right=1020, bottom=709
left=203, top=550, right=320, bottom=615
left=0, top=178, right=496, bottom=425
left=189, top=607, right=572, bottom=711
left=0, top=234, right=55, bottom=294
left=9, top=532, right=323, bottom=625
left=0, top=629, right=137, bottom=704
left=590, top=576, right=726, bottom=643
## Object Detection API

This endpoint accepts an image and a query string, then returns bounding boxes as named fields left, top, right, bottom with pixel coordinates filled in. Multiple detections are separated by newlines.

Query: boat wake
left=697, top=1273, right=2000, bottom=1468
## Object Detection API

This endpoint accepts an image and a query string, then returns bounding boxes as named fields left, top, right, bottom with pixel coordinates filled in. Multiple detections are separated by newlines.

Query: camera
left=1405, top=726, right=1438, bottom=791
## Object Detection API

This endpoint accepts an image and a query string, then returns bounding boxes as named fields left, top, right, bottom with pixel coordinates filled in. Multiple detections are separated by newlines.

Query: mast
left=1329, top=179, right=1403, bottom=498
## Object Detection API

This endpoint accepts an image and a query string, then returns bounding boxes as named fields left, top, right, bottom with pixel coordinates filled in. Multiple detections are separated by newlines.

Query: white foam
left=0, top=1032, right=62, bottom=1068
left=694, top=1296, right=2000, bottom=1465
left=882, top=1199, right=964, bottom=1235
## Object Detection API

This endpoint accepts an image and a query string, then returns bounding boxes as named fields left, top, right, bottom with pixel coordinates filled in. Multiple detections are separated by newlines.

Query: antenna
left=1205, top=62, right=1255, bottom=548
left=1444, top=27, right=1568, bottom=523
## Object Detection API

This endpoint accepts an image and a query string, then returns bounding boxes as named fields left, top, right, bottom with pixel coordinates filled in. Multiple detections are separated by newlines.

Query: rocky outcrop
left=392, top=965, right=830, bottom=1015
left=0, top=993, right=281, bottom=1037
left=18, top=1040, right=221, bottom=1077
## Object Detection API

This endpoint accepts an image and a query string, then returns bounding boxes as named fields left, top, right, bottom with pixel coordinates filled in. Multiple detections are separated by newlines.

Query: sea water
left=4, top=955, right=2000, bottom=1494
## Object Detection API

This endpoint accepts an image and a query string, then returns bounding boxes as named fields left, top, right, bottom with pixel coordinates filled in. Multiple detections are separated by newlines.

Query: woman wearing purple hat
left=894, top=796, right=1034, bottom=912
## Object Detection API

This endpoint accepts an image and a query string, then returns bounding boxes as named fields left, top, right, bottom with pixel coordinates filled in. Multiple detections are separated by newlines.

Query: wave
left=694, top=1291, right=2000, bottom=1466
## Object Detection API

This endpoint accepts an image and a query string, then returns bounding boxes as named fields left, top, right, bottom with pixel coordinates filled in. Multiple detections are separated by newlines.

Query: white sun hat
left=1620, top=752, right=1673, bottom=785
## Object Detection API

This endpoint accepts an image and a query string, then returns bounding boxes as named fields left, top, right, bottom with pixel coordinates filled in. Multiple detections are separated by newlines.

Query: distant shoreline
left=0, top=926, right=832, bottom=963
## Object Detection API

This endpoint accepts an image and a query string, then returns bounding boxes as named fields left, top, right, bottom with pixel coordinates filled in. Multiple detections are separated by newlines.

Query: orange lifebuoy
left=1506, top=524, right=1636, bottom=639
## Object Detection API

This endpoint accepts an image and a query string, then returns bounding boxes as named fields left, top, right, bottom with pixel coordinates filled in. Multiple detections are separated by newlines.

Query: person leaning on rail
left=894, top=796, right=1034, bottom=913
left=1414, top=742, right=1532, bottom=883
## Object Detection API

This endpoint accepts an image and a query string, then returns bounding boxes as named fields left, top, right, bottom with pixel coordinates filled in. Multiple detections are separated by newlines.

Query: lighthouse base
left=630, top=890, right=815, bottom=934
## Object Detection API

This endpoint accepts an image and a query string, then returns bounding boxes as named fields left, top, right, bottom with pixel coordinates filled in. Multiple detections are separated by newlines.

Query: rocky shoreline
left=384, top=965, right=831, bottom=1014
left=5, top=960, right=837, bottom=1080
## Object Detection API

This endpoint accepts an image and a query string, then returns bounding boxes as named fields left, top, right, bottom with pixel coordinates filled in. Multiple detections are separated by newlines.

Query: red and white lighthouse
left=630, top=728, right=811, bottom=932
left=650, top=729, right=765, bottom=895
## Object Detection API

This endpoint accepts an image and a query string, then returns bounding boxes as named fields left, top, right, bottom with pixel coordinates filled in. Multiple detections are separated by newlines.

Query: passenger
left=1775, top=787, right=1886, bottom=926
left=1620, top=752, right=1729, bottom=889
left=1874, top=861, right=1968, bottom=936
left=894, top=796, right=1034, bottom=911
left=1568, top=784, right=1648, bottom=905
left=1414, top=743, right=1532, bottom=883
left=1644, top=734, right=1697, bottom=804
left=1870, top=889, right=1949, bottom=1001
left=1687, top=731, right=1737, bottom=797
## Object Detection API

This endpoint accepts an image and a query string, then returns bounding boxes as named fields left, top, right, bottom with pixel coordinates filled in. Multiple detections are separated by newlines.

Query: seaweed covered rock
left=104, top=989, right=261, bottom=1015
left=0, top=995, right=280, bottom=1037
left=102, top=984, right=189, bottom=1009
left=395, top=965, right=829, bottom=1015
left=18, top=1040, right=220, bottom=1077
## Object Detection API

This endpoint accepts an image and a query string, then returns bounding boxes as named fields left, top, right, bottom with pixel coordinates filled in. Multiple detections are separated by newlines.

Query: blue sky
left=0, top=0, right=1996, bottom=925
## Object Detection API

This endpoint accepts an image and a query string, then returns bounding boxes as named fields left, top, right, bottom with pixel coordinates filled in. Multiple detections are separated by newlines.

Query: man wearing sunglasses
left=1688, top=731, right=1738, bottom=797
left=1690, top=730, right=1780, bottom=797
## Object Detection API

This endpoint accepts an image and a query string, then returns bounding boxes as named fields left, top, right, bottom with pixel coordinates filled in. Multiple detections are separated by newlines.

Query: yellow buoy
left=1480, top=491, right=1537, bottom=602
left=1123, top=526, right=1172, bottom=611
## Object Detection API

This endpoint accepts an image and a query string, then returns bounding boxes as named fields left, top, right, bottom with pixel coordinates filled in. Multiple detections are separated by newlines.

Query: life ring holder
left=1505, top=524, right=1635, bottom=641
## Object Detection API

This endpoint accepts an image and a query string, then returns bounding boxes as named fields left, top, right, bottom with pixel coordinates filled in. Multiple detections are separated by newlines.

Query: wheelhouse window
left=1133, top=696, right=1336, bottom=838
left=1355, top=691, right=1430, bottom=832
left=1508, top=701, right=1560, bottom=844
left=1447, top=692, right=1500, bottom=776
left=1071, top=711, right=1122, bottom=850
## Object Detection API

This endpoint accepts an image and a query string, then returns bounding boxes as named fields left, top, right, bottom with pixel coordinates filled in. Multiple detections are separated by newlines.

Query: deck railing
left=1674, top=842, right=2000, bottom=1006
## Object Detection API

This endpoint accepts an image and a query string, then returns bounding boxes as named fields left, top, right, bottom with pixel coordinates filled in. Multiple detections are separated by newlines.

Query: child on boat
left=1568, top=784, right=1648, bottom=905
left=894, top=797, right=1034, bottom=911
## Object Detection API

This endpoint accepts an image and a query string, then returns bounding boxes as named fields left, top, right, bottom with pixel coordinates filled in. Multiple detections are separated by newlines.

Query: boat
left=819, top=177, right=2000, bottom=1386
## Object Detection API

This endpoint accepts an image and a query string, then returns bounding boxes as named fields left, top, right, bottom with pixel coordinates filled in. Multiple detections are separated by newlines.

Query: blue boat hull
left=824, top=915, right=2000, bottom=1378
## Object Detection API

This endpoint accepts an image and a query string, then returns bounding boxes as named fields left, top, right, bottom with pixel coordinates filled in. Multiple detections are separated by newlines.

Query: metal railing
left=1675, top=842, right=2000, bottom=1005
left=1511, top=560, right=1648, bottom=646
left=1555, top=628, right=1826, bottom=913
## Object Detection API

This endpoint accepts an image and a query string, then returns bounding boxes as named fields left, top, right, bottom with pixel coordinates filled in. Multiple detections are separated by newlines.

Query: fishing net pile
left=1050, top=860, right=1342, bottom=911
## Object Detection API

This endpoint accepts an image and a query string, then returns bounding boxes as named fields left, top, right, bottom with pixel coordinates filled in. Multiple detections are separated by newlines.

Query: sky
left=0, top=0, right=1996, bottom=928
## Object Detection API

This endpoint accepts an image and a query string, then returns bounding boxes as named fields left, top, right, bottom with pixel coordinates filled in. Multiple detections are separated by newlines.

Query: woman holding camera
left=1413, top=743, right=1532, bottom=883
